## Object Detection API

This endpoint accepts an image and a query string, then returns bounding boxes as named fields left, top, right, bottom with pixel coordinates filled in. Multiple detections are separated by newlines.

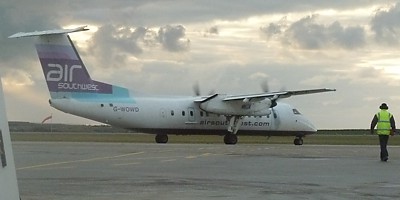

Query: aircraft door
left=187, top=107, right=195, bottom=122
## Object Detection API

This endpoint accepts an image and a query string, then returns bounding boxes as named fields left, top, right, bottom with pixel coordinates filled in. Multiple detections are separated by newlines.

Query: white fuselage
left=49, top=96, right=317, bottom=136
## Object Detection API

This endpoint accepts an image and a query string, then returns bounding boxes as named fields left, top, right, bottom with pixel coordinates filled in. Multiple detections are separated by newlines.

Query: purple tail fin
left=35, top=35, right=112, bottom=98
left=9, top=26, right=131, bottom=100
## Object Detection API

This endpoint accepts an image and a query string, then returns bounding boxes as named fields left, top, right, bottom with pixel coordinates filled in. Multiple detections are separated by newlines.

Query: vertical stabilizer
left=0, top=79, right=20, bottom=199
left=9, top=26, right=131, bottom=100
left=36, top=34, right=113, bottom=99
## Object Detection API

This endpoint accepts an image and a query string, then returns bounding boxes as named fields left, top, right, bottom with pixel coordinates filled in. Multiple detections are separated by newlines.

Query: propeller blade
left=261, top=80, right=269, bottom=92
left=193, top=81, right=216, bottom=96
left=193, top=82, right=201, bottom=96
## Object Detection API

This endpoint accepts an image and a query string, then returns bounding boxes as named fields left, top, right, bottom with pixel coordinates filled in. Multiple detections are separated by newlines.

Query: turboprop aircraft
left=0, top=72, right=20, bottom=200
left=9, top=26, right=335, bottom=145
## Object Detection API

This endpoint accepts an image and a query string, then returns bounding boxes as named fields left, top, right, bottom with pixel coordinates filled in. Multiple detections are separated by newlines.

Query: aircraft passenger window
left=190, top=111, right=194, bottom=116
left=182, top=111, right=185, bottom=116
left=100, top=104, right=104, bottom=107
left=200, top=111, right=204, bottom=117
left=171, top=110, right=174, bottom=116
left=109, top=103, right=113, bottom=107
left=292, top=109, right=301, bottom=115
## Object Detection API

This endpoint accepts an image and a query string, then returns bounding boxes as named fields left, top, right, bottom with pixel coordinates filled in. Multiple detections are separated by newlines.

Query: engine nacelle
left=199, top=95, right=272, bottom=116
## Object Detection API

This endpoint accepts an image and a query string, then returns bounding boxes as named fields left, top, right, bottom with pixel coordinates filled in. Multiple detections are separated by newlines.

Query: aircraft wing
left=222, top=88, right=336, bottom=101
left=194, top=94, right=219, bottom=103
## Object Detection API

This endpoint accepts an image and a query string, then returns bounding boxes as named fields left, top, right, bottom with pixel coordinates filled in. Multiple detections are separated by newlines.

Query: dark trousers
left=379, top=135, right=389, bottom=160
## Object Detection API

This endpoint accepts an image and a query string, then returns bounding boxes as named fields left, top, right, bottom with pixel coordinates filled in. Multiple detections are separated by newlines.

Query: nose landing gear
left=294, top=136, right=303, bottom=145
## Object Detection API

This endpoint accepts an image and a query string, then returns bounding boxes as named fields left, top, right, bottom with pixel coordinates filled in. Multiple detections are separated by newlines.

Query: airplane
left=0, top=72, right=20, bottom=199
left=9, top=26, right=335, bottom=145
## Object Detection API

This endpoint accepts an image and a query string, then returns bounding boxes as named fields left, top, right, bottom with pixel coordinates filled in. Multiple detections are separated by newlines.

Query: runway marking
left=113, top=162, right=141, bottom=166
left=115, top=153, right=218, bottom=165
left=185, top=155, right=197, bottom=159
left=185, top=152, right=214, bottom=159
left=17, top=151, right=145, bottom=170
left=381, top=184, right=400, bottom=188
left=299, top=158, right=331, bottom=161
left=160, top=159, right=177, bottom=162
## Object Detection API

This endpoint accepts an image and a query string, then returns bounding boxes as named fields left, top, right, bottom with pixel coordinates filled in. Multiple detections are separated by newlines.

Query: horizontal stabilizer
left=9, top=26, right=89, bottom=38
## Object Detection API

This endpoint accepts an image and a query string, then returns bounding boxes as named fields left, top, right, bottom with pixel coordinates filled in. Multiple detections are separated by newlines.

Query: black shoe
left=381, top=157, right=388, bottom=162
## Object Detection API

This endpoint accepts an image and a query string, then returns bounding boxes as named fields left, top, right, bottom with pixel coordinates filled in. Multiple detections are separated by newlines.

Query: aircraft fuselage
left=49, top=96, right=316, bottom=137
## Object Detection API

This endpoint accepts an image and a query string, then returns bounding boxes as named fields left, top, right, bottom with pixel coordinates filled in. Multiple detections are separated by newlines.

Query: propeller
left=193, top=81, right=215, bottom=96
left=261, top=80, right=285, bottom=118
left=193, top=81, right=201, bottom=96
left=260, top=80, right=283, bottom=108
left=261, top=80, right=269, bottom=93
left=270, top=95, right=279, bottom=108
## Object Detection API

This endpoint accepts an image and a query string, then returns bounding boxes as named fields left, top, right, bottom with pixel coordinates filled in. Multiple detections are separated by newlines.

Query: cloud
left=260, top=23, right=283, bottom=39
left=259, top=16, right=287, bottom=39
left=300, top=66, right=391, bottom=90
left=208, top=26, right=219, bottom=35
left=249, top=72, right=269, bottom=80
left=86, top=24, right=190, bottom=68
left=300, top=74, right=340, bottom=86
left=89, top=24, right=190, bottom=55
left=203, top=26, right=219, bottom=37
left=263, top=15, right=366, bottom=49
left=157, top=25, right=190, bottom=52
left=371, top=2, right=400, bottom=45
left=86, top=25, right=147, bottom=68
left=91, top=24, right=148, bottom=54
left=1, top=69, right=34, bottom=87
left=0, top=1, right=59, bottom=68
left=103, top=0, right=385, bottom=26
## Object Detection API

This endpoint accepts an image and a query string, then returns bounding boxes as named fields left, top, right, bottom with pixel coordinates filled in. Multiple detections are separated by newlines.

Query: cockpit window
left=292, top=109, right=301, bottom=115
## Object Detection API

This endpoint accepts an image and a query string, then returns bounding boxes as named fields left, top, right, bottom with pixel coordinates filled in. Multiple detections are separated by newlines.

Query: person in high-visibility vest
left=370, top=103, right=396, bottom=162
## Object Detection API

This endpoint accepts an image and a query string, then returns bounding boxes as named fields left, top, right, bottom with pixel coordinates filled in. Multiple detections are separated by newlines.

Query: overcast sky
left=1, top=0, right=400, bottom=129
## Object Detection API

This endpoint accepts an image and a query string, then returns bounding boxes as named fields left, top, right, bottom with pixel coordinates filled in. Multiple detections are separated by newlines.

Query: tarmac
left=13, top=142, right=400, bottom=200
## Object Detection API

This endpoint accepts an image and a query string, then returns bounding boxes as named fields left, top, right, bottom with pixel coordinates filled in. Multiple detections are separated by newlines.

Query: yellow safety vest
left=376, top=110, right=392, bottom=135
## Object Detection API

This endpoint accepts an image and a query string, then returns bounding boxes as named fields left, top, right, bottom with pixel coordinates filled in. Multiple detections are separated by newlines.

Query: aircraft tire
left=294, top=138, right=303, bottom=145
left=224, top=133, right=238, bottom=145
left=155, top=134, right=168, bottom=144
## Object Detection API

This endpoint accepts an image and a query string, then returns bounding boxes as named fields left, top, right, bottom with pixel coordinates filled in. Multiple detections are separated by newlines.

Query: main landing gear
left=155, top=134, right=168, bottom=144
left=224, top=133, right=238, bottom=145
left=223, top=116, right=243, bottom=145
left=293, top=136, right=304, bottom=145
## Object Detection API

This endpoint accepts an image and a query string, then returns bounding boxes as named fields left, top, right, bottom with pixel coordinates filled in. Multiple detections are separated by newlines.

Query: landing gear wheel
left=294, top=138, right=303, bottom=145
left=224, top=133, right=238, bottom=145
left=155, top=134, right=168, bottom=144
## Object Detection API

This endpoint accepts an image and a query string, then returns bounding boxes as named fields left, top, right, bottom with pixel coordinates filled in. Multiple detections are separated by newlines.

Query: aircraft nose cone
left=297, top=118, right=317, bottom=132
